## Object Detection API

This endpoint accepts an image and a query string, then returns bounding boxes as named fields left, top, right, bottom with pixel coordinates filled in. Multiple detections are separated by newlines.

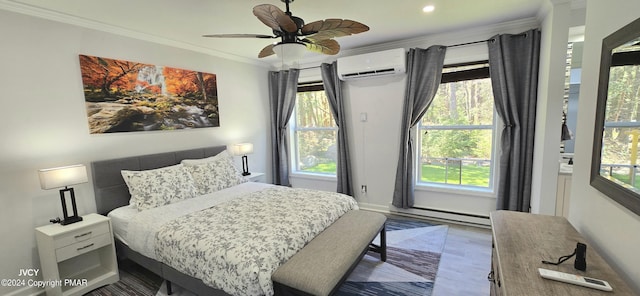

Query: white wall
left=0, top=10, right=269, bottom=296
left=529, top=1, right=570, bottom=215
left=569, top=0, right=640, bottom=292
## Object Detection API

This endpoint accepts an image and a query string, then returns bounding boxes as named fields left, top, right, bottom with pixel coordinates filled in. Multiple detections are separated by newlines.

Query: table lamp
left=38, top=164, right=88, bottom=225
left=231, top=143, right=254, bottom=176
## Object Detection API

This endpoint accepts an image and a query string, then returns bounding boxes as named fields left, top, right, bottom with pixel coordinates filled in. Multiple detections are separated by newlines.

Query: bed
left=91, top=146, right=386, bottom=296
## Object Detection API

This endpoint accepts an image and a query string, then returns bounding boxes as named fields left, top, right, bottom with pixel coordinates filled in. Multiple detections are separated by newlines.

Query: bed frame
left=91, top=146, right=386, bottom=296
left=92, top=145, right=230, bottom=295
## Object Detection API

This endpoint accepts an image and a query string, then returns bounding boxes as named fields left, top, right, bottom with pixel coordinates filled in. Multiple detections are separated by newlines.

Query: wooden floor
left=432, top=222, right=493, bottom=296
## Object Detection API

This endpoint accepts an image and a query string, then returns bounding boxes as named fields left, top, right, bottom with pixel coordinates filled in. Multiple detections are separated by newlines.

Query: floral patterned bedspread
left=154, top=186, right=358, bottom=296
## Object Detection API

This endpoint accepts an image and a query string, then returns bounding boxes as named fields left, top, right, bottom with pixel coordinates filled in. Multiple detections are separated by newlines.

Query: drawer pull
left=77, top=243, right=94, bottom=251
left=74, top=232, right=92, bottom=239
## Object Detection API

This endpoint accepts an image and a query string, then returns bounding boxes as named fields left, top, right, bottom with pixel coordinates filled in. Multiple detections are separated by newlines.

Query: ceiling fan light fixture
left=423, top=5, right=435, bottom=13
left=273, top=42, right=307, bottom=59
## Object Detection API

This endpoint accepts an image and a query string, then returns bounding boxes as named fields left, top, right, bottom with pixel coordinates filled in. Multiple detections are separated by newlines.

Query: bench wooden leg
left=380, top=224, right=387, bottom=262
left=368, top=223, right=387, bottom=262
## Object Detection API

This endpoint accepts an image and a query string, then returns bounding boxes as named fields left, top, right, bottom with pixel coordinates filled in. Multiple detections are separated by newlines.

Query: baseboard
left=356, top=202, right=390, bottom=214
left=358, top=202, right=491, bottom=228
left=395, top=207, right=490, bottom=228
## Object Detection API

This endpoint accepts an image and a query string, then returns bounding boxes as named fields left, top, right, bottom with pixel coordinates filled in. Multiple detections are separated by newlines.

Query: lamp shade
left=273, top=42, right=307, bottom=59
left=38, top=164, right=88, bottom=190
left=230, top=143, right=254, bottom=156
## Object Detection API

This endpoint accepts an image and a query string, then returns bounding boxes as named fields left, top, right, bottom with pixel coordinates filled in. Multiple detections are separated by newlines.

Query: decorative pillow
left=182, top=150, right=247, bottom=195
left=121, top=163, right=198, bottom=211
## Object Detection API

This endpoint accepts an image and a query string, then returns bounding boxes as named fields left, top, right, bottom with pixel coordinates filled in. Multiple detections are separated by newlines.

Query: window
left=289, top=81, right=337, bottom=176
left=418, top=62, right=498, bottom=190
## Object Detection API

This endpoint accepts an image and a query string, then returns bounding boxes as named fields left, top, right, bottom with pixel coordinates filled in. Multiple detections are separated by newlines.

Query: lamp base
left=59, top=187, right=82, bottom=226
left=241, top=155, right=251, bottom=176
left=60, top=216, right=83, bottom=225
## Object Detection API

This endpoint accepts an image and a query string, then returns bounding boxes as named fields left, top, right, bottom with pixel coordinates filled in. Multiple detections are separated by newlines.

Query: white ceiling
left=1, top=0, right=583, bottom=66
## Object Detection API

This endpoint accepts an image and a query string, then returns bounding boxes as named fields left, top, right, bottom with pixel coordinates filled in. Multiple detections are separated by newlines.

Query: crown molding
left=0, top=0, right=271, bottom=68
left=2, top=0, right=550, bottom=71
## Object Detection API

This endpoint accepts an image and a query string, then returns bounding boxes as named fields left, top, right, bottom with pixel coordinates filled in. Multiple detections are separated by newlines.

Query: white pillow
left=121, top=163, right=198, bottom=211
left=182, top=150, right=247, bottom=195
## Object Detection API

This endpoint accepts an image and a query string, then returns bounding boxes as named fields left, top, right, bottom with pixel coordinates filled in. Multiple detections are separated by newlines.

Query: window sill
left=415, top=183, right=496, bottom=198
left=290, top=172, right=337, bottom=182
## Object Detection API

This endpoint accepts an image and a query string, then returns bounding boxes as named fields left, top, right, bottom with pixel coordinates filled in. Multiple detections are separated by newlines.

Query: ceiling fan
left=203, top=0, right=369, bottom=58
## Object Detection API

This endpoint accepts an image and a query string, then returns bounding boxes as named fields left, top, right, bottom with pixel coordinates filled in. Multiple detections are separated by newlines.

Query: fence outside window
left=420, top=157, right=491, bottom=187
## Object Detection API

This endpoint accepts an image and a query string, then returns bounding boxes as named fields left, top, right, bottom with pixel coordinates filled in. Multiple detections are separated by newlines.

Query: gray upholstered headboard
left=91, top=146, right=227, bottom=215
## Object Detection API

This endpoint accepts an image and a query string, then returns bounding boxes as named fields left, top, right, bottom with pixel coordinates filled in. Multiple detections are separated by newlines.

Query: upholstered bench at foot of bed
left=272, top=210, right=387, bottom=296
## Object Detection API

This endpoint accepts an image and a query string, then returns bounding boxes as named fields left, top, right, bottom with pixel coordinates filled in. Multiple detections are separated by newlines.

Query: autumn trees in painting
left=80, top=55, right=219, bottom=133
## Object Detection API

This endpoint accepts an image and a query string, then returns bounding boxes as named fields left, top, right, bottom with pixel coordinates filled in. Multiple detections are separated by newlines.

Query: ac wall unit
left=337, top=48, right=406, bottom=80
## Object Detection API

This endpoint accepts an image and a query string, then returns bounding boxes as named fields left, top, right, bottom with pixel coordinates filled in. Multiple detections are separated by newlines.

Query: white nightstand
left=246, top=172, right=265, bottom=183
left=35, top=213, right=119, bottom=296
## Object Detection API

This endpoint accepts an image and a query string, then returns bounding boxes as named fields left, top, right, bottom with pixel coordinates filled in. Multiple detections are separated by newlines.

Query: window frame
left=415, top=61, right=501, bottom=197
left=288, top=81, right=339, bottom=179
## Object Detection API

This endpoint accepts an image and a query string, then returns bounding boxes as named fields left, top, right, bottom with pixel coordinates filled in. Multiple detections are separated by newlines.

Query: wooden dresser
left=489, top=210, right=636, bottom=296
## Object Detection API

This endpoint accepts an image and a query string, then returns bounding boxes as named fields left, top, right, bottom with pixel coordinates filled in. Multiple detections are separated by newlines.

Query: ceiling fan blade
left=302, top=19, right=369, bottom=41
left=202, top=33, right=276, bottom=39
left=253, top=4, right=298, bottom=33
left=304, top=39, right=340, bottom=55
left=258, top=44, right=276, bottom=58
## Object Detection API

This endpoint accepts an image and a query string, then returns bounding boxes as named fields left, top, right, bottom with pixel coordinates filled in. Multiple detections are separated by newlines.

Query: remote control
left=538, top=268, right=612, bottom=291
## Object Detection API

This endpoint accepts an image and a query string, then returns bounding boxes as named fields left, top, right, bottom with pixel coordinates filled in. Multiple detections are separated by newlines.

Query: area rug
left=87, top=216, right=447, bottom=296
left=86, top=260, right=163, bottom=296
left=335, top=217, right=448, bottom=296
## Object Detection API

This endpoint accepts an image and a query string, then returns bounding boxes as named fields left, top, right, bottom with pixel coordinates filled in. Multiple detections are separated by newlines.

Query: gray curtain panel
left=488, top=29, right=541, bottom=212
left=269, top=69, right=300, bottom=186
left=321, top=62, right=354, bottom=196
left=392, top=46, right=447, bottom=209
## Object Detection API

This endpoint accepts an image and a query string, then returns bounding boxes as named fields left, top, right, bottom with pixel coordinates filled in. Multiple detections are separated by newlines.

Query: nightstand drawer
left=54, top=222, right=110, bottom=249
left=56, top=233, right=111, bottom=262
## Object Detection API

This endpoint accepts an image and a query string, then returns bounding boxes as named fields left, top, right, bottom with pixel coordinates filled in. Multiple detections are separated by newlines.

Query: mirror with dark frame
left=591, top=16, right=640, bottom=216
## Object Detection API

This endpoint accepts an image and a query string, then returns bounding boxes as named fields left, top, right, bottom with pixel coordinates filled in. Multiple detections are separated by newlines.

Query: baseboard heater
left=393, top=206, right=490, bottom=227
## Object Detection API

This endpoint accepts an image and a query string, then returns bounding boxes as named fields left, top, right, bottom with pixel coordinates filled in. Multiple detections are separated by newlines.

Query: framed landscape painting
left=79, top=55, right=219, bottom=134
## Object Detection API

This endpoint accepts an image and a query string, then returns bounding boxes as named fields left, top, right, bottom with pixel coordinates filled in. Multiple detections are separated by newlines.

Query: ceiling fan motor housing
left=279, top=16, right=304, bottom=43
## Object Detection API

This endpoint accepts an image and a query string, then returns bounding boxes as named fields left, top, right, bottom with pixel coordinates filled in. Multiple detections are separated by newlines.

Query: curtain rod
left=295, top=32, right=527, bottom=70
left=446, top=38, right=491, bottom=48
left=447, top=31, right=530, bottom=48
left=296, top=39, right=490, bottom=71
left=299, top=65, right=321, bottom=71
